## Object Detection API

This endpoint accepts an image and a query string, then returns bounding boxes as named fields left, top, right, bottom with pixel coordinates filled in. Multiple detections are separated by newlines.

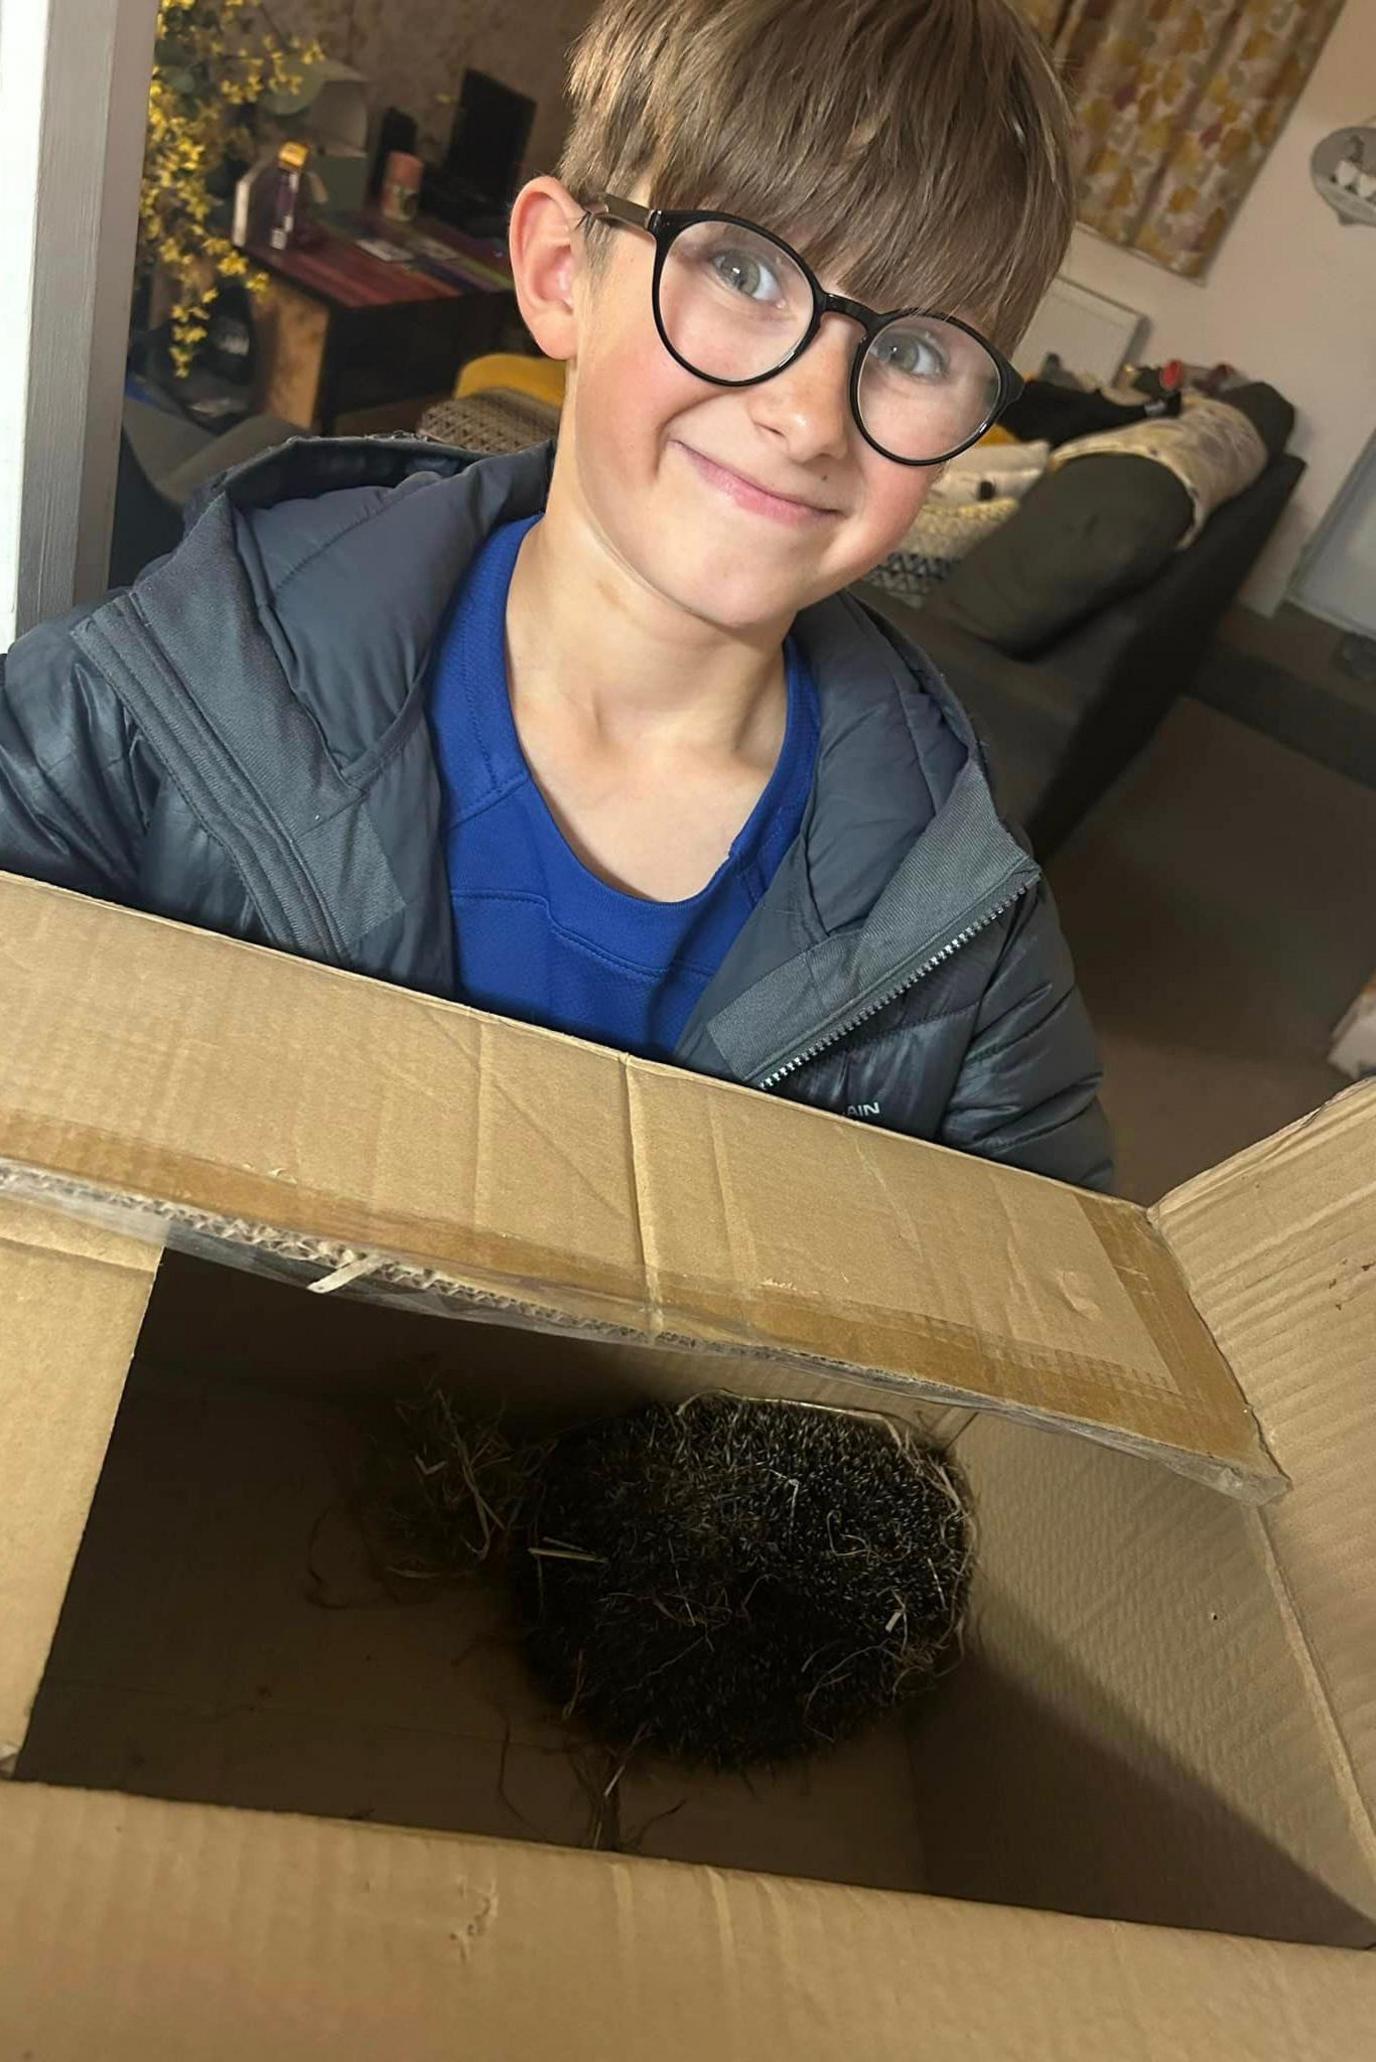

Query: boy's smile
left=671, top=439, right=843, bottom=527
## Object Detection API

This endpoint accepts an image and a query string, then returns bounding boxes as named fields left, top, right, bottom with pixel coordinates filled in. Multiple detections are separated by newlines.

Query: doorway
left=1291, top=430, right=1376, bottom=644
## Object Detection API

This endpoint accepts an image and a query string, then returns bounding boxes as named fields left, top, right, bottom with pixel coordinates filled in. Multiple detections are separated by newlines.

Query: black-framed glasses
left=581, top=195, right=1022, bottom=467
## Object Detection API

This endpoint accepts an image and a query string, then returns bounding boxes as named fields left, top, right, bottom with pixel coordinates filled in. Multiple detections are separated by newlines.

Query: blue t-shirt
left=427, top=513, right=821, bottom=1062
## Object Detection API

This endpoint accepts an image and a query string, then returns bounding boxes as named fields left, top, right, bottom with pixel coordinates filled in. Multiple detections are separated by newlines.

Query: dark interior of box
left=16, top=1250, right=942, bottom=1893
left=18, top=1245, right=1376, bottom=1946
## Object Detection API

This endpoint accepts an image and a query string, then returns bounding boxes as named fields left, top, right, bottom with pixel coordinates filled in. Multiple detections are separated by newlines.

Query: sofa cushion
left=1046, top=397, right=1268, bottom=546
left=1219, top=381, right=1295, bottom=460
left=936, top=455, right=1193, bottom=656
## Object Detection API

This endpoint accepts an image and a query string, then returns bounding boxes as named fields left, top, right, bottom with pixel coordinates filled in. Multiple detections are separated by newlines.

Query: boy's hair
left=557, top=0, right=1074, bottom=353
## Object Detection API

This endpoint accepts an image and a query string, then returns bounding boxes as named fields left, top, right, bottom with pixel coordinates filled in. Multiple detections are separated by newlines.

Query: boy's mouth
left=672, top=442, right=839, bottom=527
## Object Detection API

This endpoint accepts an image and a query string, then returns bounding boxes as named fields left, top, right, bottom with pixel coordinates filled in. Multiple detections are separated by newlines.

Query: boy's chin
left=668, top=565, right=819, bottom=633
left=642, top=532, right=839, bottom=628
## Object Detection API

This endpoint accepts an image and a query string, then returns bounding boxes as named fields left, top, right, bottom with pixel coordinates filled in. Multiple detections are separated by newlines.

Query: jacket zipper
left=756, top=878, right=1034, bottom=1091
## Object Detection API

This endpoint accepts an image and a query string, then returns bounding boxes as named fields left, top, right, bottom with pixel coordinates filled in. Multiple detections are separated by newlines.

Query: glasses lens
left=656, top=218, right=1004, bottom=462
left=857, top=316, right=1002, bottom=462
left=658, top=219, right=813, bottom=382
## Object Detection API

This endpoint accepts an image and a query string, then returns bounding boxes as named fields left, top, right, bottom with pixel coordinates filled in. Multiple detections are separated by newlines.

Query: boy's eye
left=869, top=324, right=950, bottom=382
left=669, top=221, right=811, bottom=329
left=707, top=243, right=783, bottom=304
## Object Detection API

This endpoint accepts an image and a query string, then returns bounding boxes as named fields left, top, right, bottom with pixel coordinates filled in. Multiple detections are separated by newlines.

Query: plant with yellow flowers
left=139, top=0, right=325, bottom=378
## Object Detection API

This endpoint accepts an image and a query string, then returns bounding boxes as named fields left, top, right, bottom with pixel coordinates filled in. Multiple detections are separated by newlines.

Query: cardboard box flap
left=0, top=873, right=1280, bottom=1497
left=0, top=1195, right=159, bottom=1764
left=926, top=1409, right=1376, bottom=1942
left=1152, top=1081, right=1376, bottom=1825
left=1, top=1782, right=1372, bottom=2062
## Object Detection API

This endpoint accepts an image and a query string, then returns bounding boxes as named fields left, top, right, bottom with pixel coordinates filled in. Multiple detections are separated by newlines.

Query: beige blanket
left=1047, top=395, right=1268, bottom=545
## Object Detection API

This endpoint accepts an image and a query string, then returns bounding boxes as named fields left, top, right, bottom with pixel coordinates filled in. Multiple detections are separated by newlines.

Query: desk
left=247, top=213, right=517, bottom=433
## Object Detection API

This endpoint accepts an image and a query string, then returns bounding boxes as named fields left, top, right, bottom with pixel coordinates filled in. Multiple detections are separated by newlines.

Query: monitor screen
left=444, top=70, right=537, bottom=203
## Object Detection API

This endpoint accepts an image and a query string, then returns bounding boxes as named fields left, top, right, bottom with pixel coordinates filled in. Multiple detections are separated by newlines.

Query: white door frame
left=0, top=0, right=159, bottom=647
left=1289, top=429, right=1376, bottom=642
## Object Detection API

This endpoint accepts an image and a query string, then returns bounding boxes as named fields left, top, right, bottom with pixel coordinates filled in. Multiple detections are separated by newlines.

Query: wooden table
left=246, top=212, right=518, bottom=433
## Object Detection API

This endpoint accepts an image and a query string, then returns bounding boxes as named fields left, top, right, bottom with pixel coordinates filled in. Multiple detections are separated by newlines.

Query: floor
left=1048, top=694, right=1376, bottom=1204
left=1221, top=603, right=1352, bottom=685
left=1194, top=603, right=1376, bottom=791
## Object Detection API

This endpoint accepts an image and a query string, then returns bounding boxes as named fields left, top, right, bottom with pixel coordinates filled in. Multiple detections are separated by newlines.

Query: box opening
left=15, top=1250, right=940, bottom=1892
left=13, top=1249, right=1374, bottom=1946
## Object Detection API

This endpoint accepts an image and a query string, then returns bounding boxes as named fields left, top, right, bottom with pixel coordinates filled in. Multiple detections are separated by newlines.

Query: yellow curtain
left=1031, top=0, right=1346, bottom=276
left=1017, top=0, right=1065, bottom=33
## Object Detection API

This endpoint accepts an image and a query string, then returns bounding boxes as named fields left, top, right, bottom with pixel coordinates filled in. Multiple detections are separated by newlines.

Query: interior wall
left=1059, top=0, right=1376, bottom=616
left=270, top=0, right=596, bottom=184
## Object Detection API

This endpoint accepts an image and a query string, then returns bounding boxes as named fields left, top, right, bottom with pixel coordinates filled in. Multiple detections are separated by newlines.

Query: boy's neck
left=504, top=483, right=789, bottom=757
left=498, top=473, right=794, bottom=902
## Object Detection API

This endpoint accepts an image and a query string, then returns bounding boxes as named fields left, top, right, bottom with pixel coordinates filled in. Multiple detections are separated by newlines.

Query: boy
left=0, top=0, right=1111, bottom=1191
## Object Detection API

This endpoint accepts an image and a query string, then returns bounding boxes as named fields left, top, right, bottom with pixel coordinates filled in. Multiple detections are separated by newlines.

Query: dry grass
left=364, top=1381, right=549, bottom=1586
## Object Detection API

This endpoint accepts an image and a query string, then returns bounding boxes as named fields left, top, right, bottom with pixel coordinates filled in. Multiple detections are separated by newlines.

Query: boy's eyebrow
left=787, top=243, right=898, bottom=311
left=783, top=231, right=947, bottom=318
left=707, top=206, right=981, bottom=326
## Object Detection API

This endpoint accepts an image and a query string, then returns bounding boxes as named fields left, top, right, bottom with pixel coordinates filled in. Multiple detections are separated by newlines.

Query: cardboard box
left=1, top=871, right=1374, bottom=2057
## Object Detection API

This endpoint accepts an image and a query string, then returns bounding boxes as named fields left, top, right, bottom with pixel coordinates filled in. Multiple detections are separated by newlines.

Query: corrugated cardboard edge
left=0, top=1154, right=1285, bottom=1503
left=930, top=1409, right=1376, bottom=1941
left=1, top=1782, right=1372, bottom=2061
left=0, top=1198, right=159, bottom=1764
left=1248, top=1510, right=1376, bottom=1902
left=1151, top=1081, right=1376, bottom=1877
left=0, top=871, right=1279, bottom=1497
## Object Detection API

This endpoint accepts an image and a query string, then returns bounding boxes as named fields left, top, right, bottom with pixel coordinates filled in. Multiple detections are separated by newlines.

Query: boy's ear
left=507, top=177, right=587, bottom=365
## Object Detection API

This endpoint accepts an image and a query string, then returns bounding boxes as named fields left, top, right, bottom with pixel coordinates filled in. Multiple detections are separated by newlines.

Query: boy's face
left=510, top=177, right=944, bottom=636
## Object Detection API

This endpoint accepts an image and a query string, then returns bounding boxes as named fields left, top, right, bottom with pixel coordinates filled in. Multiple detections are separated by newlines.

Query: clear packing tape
left=0, top=1150, right=1283, bottom=1505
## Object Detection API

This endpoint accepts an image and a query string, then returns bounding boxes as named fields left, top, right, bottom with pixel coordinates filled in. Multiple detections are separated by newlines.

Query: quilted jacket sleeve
left=937, top=876, right=1115, bottom=1193
left=0, top=609, right=158, bottom=899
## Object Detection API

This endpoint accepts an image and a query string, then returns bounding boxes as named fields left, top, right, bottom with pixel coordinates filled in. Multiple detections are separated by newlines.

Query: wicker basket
left=868, top=494, right=1020, bottom=603
left=417, top=389, right=560, bottom=455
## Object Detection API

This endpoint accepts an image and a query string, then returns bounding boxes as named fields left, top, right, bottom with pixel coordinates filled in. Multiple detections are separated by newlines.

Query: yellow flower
left=145, top=0, right=319, bottom=370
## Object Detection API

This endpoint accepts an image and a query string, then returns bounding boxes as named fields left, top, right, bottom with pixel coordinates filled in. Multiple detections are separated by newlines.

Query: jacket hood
left=181, top=431, right=512, bottom=530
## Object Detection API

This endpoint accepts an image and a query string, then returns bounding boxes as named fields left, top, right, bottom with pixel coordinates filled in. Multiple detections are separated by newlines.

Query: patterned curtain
left=1030, top=0, right=1347, bottom=277
left=1017, top=0, right=1066, bottom=33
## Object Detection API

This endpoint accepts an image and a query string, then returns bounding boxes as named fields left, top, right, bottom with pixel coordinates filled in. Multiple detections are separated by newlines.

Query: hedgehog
left=512, top=1393, right=972, bottom=1770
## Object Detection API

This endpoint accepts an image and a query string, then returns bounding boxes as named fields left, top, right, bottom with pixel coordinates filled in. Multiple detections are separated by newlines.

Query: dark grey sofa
left=858, top=453, right=1304, bottom=856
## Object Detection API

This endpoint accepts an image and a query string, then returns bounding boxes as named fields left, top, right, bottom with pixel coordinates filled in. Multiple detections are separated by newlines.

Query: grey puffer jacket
left=0, top=435, right=1112, bottom=1191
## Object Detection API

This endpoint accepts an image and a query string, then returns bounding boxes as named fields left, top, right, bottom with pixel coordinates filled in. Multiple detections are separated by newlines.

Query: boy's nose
left=744, top=313, right=855, bottom=461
